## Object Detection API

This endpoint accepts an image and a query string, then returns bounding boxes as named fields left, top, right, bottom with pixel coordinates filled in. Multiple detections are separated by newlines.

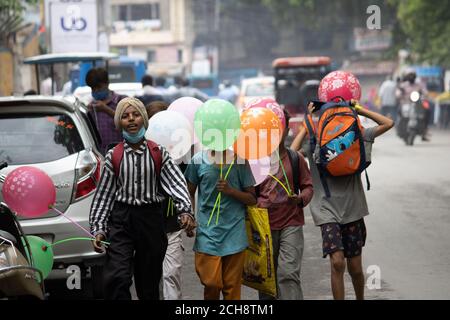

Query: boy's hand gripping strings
left=208, top=157, right=236, bottom=226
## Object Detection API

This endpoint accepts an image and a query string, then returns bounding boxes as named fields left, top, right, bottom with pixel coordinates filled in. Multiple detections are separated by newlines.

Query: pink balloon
left=168, top=97, right=203, bottom=144
left=244, top=97, right=286, bottom=129
left=2, top=166, right=56, bottom=218
left=249, top=156, right=276, bottom=186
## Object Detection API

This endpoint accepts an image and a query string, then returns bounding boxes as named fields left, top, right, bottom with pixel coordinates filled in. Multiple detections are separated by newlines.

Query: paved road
left=362, top=128, right=450, bottom=299
left=181, top=128, right=450, bottom=300
left=46, top=128, right=450, bottom=300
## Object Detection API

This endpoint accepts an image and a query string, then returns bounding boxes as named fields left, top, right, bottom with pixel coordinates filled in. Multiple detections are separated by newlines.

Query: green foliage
left=236, top=0, right=396, bottom=31
left=0, top=0, right=37, bottom=44
left=391, top=0, right=450, bottom=67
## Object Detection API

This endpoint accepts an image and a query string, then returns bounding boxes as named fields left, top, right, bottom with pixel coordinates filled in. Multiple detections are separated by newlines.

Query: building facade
left=109, top=0, right=189, bottom=76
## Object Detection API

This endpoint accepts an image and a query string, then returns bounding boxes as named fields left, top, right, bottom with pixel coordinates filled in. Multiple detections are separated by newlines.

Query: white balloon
left=145, top=110, right=193, bottom=160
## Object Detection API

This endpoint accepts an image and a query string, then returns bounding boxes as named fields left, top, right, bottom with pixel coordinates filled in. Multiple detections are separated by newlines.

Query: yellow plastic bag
left=242, top=206, right=277, bottom=297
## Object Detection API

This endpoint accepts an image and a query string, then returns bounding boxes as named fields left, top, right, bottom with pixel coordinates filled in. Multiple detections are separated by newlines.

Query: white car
left=73, top=82, right=144, bottom=105
left=237, top=76, right=275, bottom=109
left=0, top=96, right=105, bottom=298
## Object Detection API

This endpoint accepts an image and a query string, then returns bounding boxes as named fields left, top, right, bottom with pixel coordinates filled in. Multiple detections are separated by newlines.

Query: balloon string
left=216, top=193, right=221, bottom=225
left=50, top=206, right=95, bottom=238
left=224, top=158, right=235, bottom=180
left=276, top=149, right=292, bottom=195
left=269, top=174, right=291, bottom=196
left=207, top=194, right=221, bottom=226
left=166, top=198, right=171, bottom=217
left=166, top=198, right=174, bottom=217
left=51, top=237, right=110, bottom=247
left=207, top=159, right=235, bottom=226
left=217, top=162, right=223, bottom=225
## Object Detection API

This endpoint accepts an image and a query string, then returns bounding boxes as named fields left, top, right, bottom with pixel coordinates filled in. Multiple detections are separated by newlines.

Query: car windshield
left=275, top=66, right=330, bottom=83
left=245, top=82, right=274, bottom=96
left=0, top=113, right=84, bottom=165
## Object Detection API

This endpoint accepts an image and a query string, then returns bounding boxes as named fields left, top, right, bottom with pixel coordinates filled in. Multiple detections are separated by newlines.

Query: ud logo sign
left=49, top=0, right=98, bottom=53
left=60, top=10, right=87, bottom=31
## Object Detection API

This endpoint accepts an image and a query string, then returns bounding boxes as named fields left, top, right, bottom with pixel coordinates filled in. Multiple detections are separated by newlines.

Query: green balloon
left=194, top=99, right=241, bottom=151
left=25, top=235, right=54, bottom=282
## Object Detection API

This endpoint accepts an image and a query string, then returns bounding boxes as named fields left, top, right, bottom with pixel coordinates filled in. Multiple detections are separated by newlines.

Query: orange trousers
left=195, top=251, right=246, bottom=300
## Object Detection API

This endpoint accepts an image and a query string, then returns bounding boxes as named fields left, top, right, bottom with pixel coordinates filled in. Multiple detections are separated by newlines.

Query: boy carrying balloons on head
left=89, top=97, right=195, bottom=300
left=291, top=71, right=394, bottom=300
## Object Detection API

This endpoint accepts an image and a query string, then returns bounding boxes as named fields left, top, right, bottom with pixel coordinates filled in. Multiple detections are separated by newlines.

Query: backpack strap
left=111, top=142, right=124, bottom=177
left=111, top=140, right=162, bottom=179
left=304, top=113, right=317, bottom=152
left=319, top=169, right=331, bottom=198
left=286, top=148, right=300, bottom=195
left=304, top=113, right=330, bottom=197
left=365, top=169, right=371, bottom=191
left=146, top=140, right=162, bottom=179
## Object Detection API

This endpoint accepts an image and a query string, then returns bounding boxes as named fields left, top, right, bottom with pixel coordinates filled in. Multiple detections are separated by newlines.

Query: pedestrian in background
left=379, top=75, right=399, bottom=122
left=179, top=77, right=209, bottom=102
left=85, top=67, right=127, bottom=154
left=218, top=80, right=240, bottom=104
left=136, top=75, right=164, bottom=107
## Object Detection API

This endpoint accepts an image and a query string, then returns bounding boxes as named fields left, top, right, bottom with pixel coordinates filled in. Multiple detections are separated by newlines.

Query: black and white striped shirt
left=89, top=141, right=193, bottom=236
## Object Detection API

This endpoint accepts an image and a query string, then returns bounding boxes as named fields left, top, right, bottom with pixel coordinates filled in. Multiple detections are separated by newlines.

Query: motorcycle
left=397, top=91, right=428, bottom=146
left=0, top=161, right=45, bottom=300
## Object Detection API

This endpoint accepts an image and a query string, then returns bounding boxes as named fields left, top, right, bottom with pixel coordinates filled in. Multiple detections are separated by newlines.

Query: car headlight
left=0, top=250, right=10, bottom=268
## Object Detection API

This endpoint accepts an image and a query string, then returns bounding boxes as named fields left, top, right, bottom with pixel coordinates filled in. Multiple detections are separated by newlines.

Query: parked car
left=237, top=76, right=275, bottom=110
left=0, top=96, right=104, bottom=297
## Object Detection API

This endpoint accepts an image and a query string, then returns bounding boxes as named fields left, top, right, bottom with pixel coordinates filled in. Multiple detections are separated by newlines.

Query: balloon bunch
left=1, top=166, right=110, bottom=281
left=146, top=97, right=204, bottom=161
left=191, top=98, right=285, bottom=225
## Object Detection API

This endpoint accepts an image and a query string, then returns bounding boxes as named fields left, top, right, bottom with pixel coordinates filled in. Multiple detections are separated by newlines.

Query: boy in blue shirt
left=185, top=149, right=256, bottom=300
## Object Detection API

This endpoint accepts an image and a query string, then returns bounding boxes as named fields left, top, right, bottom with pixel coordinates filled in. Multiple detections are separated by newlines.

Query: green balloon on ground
left=25, top=235, right=54, bottom=282
left=194, top=99, right=241, bottom=151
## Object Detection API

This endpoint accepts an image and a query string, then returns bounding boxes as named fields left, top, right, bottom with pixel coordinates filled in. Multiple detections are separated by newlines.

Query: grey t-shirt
left=305, top=127, right=376, bottom=226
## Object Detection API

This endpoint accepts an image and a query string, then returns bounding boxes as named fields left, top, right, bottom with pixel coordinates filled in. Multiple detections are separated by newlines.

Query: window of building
left=118, top=5, right=127, bottom=21
left=130, top=4, right=151, bottom=21
left=113, top=3, right=161, bottom=22
left=177, top=49, right=183, bottom=63
left=147, top=50, right=156, bottom=63
left=116, top=47, right=128, bottom=56
left=152, top=3, right=160, bottom=20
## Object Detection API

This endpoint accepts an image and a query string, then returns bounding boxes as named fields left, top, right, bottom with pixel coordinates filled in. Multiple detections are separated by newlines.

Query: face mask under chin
left=122, top=127, right=146, bottom=144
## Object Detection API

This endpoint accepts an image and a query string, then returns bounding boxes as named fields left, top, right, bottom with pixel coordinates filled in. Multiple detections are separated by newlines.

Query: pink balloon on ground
left=244, top=97, right=286, bottom=129
left=168, top=97, right=203, bottom=144
left=2, top=166, right=56, bottom=218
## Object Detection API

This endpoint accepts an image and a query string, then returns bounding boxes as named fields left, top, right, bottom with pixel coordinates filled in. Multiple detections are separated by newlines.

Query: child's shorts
left=320, top=218, right=367, bottom=258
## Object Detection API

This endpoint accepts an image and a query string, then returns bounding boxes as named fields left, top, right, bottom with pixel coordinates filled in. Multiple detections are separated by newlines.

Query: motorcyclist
left=397, top=68, right=430, bottom=141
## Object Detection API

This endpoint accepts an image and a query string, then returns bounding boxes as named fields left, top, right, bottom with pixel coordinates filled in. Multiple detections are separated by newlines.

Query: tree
left=390, top=0, right=450, bottom=67
left=0, top=0, right=38, bottom=95
left=0, top=0, right=36, bottom=47
left=236, top=0, right=395, bottom=29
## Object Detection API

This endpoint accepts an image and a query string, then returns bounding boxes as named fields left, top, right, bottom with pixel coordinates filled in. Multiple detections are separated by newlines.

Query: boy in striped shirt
left=89, top=97, right=195, bottom=300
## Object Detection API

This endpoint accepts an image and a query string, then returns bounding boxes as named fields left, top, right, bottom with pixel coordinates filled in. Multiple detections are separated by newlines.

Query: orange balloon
left=234, top=107, right=282, bottom=160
